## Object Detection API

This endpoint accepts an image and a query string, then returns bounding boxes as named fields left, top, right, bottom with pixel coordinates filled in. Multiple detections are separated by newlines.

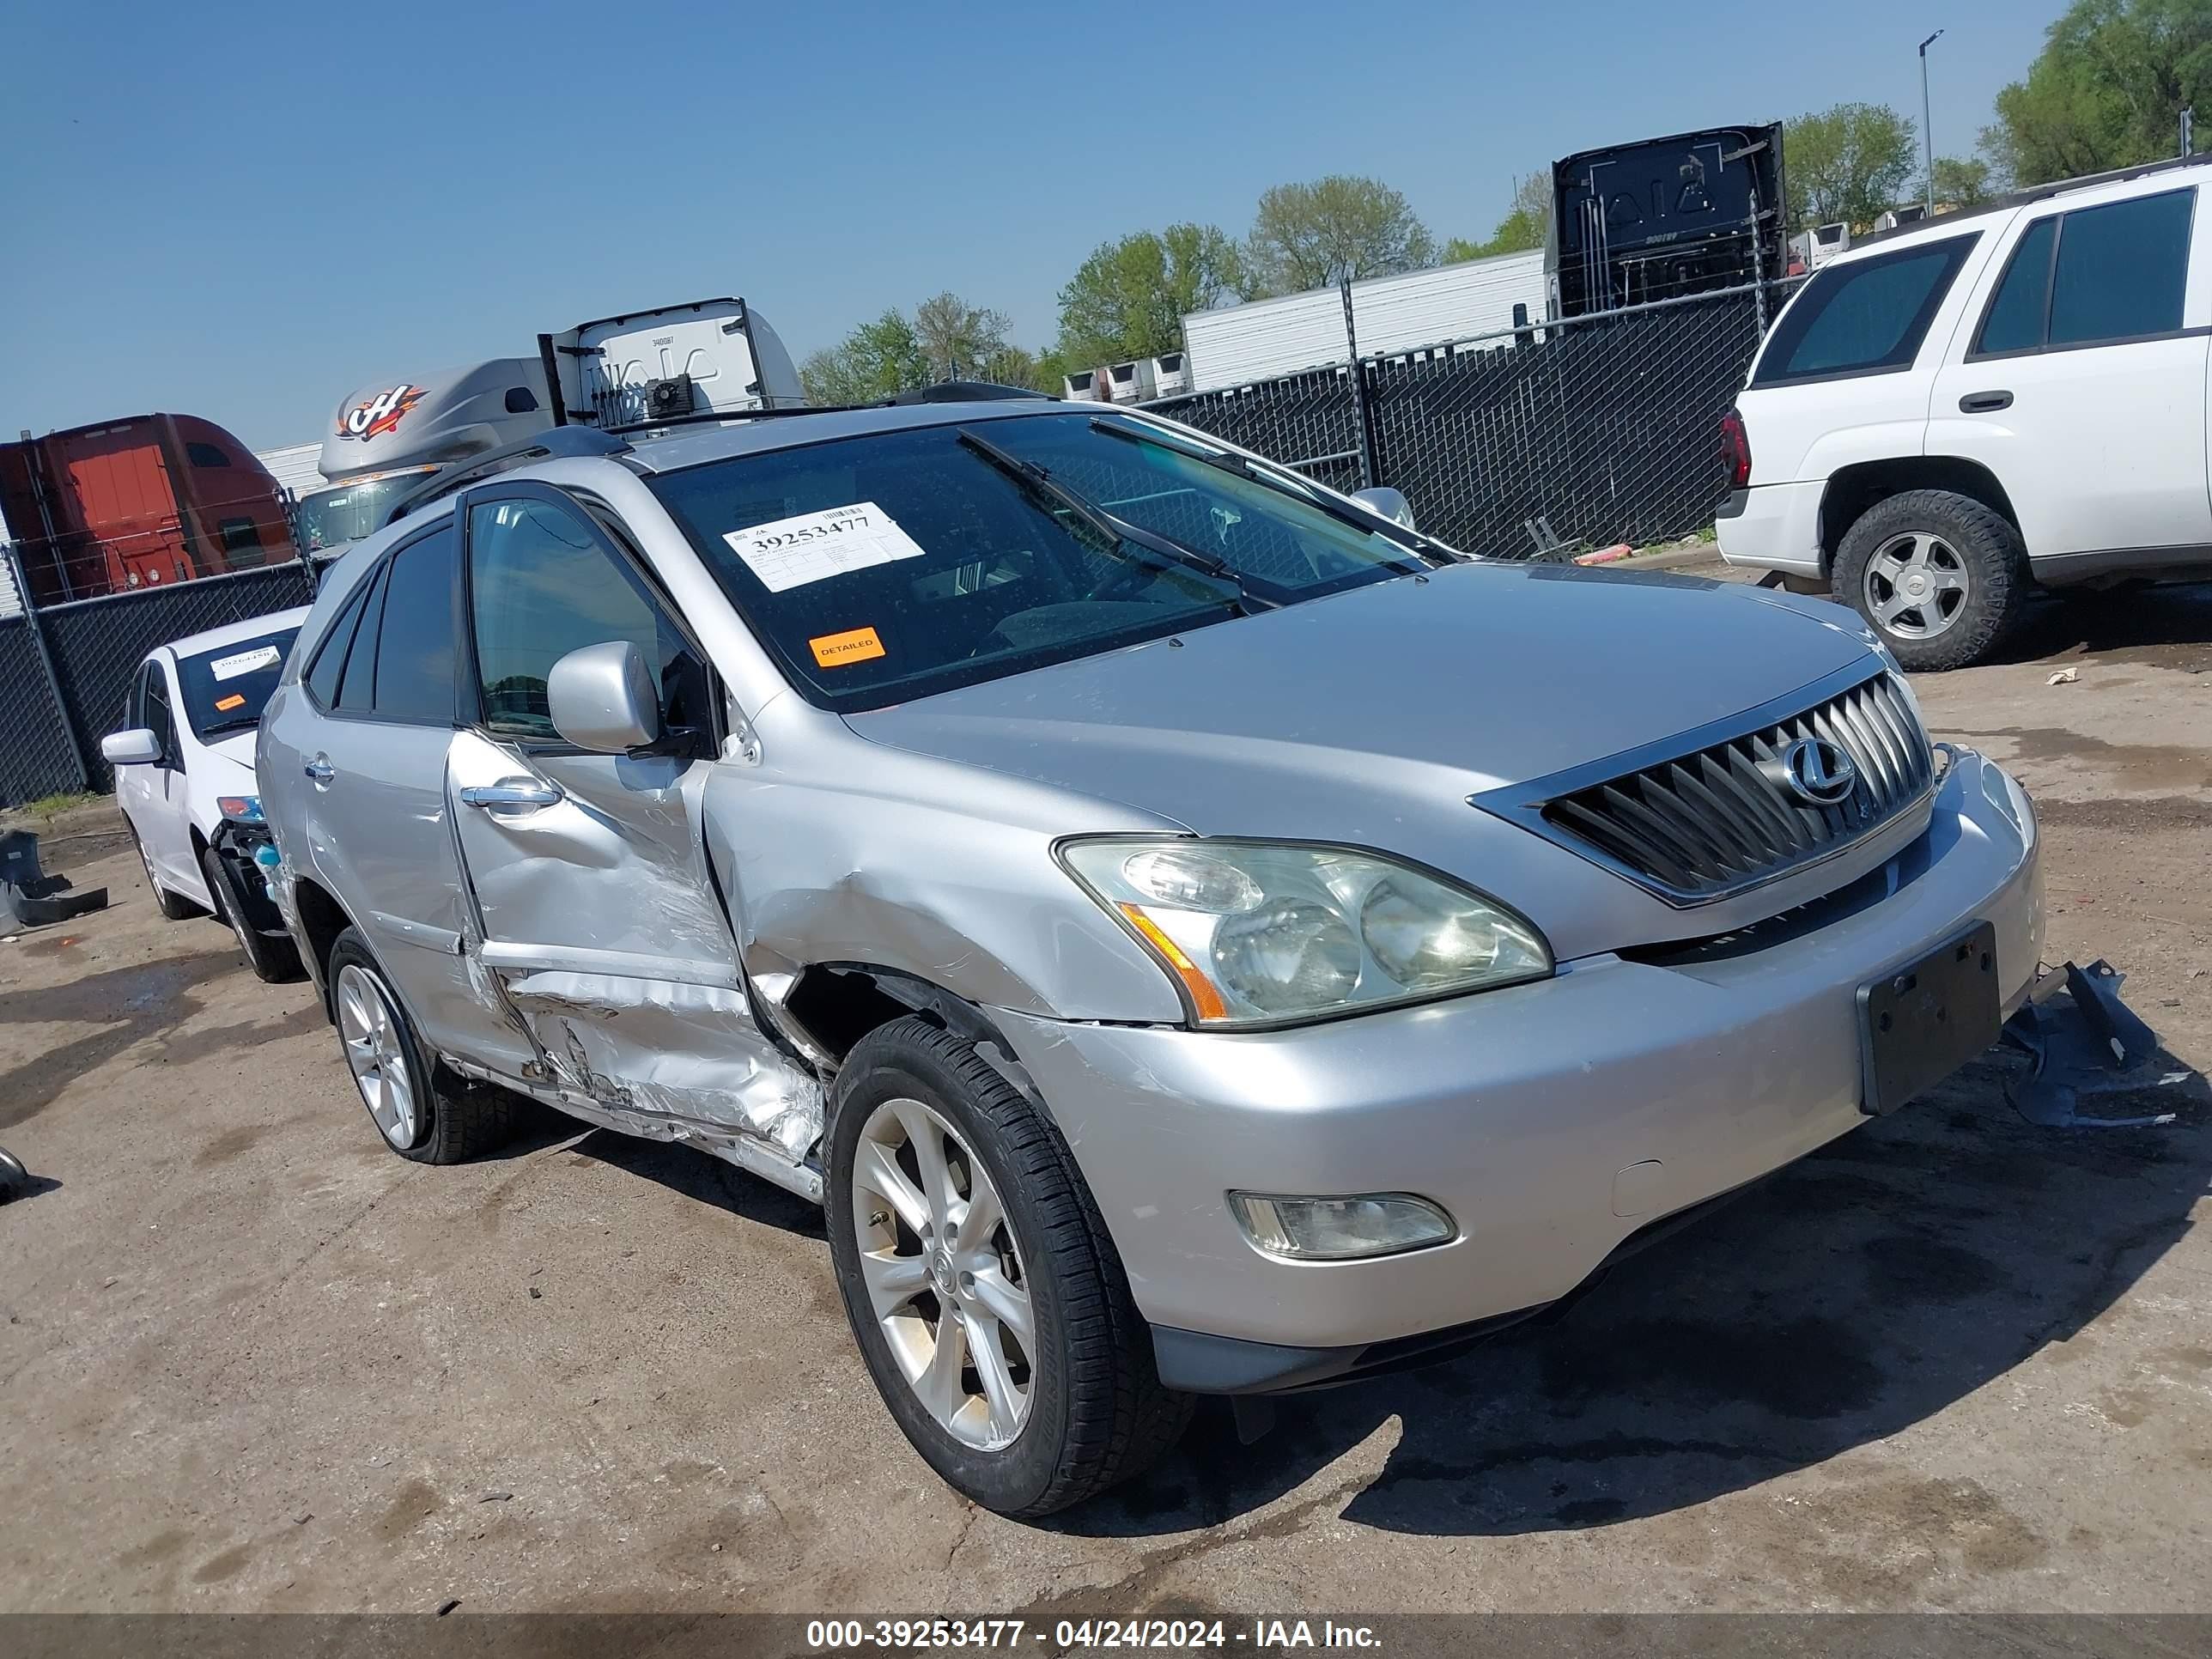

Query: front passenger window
left=466, top=495, right=704, bottom=745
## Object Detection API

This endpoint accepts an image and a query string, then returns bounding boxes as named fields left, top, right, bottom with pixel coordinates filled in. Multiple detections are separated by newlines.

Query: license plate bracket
left=1858, top=921, right=2001, bottom=1115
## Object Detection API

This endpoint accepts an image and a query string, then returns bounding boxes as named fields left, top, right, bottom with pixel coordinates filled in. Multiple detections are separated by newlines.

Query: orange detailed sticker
left=215, top=693, right=247, bottom=712
left=810, top=626, right=886, bottom=669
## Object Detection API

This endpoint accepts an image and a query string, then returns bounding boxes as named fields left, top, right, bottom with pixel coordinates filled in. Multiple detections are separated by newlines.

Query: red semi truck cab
left=0, top=414, right=298, bottom=605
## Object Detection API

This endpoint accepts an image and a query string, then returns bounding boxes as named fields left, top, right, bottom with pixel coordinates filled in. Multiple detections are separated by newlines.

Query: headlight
left=1059, top=837, right=1552, bottom=1027
left=216, top=794, right=264, bottom=823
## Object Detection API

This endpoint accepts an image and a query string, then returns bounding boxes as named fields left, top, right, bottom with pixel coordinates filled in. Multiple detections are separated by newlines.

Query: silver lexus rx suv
left=258, top=399, right=2043, bottom=1516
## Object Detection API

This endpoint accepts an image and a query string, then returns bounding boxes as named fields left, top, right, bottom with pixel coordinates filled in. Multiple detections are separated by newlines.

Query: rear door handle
left=1959, top=391, right=2013, bottom=412
left=459, top=778, right=564, bottom=815
left=303, top=757, right=334, bottom=784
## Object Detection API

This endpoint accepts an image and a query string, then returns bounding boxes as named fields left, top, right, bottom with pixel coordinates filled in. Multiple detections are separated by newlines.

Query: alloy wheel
left=1863, top=531, right=1969, bottom=640
left=850, top=1097, right=1036, bottom=1449
left=336, top=963, right=417, bottom=1149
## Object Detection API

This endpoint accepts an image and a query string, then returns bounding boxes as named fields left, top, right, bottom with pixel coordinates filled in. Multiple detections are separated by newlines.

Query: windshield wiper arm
left=957, top=428, right=1282, bottom=611
left=1088, top=416, right=1452, bottom=566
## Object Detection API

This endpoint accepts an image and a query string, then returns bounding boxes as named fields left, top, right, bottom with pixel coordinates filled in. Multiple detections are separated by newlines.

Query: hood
left=848, top=562, right=1878, bottom=822
left=203, top=732, right=261, bottom=791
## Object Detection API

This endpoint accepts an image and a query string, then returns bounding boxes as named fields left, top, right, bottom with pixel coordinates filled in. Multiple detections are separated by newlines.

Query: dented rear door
left=447, top=485, right=821, bottom=1162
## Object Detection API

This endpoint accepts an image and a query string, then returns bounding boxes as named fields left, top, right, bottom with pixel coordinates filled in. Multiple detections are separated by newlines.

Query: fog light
left=1227, top=1192, right=1456, bottom=1261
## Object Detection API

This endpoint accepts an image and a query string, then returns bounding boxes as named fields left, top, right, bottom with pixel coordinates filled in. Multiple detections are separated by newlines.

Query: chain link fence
left=0, top=552, right=318, bottom=806
left=1148, top=276, right=1802, bottom=559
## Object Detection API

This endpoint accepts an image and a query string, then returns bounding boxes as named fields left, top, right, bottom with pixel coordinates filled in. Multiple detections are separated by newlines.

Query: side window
left=305, top=578, right=373, bottom=708
left=467, top=495, right=702, bottom=744
left=185, top=441, right=231, bottom=468
left=216, top=517, right=267, bottom=568
left=1753, top=235, right=1977, bottom=384
left=337, top=562, right=389, bottom=712
left=1974, top=216, right=2057, bottom=356
left=2048, top=188, right=2194, bottom=347
left=368, top=526, right=459, bottom=725
left=131, top=660, right=157, bottom=727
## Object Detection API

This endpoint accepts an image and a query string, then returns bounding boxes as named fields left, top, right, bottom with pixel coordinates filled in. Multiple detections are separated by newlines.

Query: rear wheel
left=325, top=927, right=527, bottom=1164
left=201, top=844, right=302, bottom=983
left=1833, top=489, right=2028, bottom=671
left=825, top=1017, right=1190, bottom=1517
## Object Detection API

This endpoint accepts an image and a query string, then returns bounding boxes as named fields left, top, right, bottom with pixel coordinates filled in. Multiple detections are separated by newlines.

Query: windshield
left=293, top=471, right=438, bottom=554
left=647, top=410, right=1430, bottom=711
left=175, top=627, right=299, bottom=740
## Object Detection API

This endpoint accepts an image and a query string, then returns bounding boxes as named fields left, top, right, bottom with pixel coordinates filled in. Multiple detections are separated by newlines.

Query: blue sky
left=2, top=0, right=2053, bottom=451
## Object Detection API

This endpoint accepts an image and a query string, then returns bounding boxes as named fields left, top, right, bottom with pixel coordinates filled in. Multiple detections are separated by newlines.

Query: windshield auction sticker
left=722, top=502, right=927, bottom=593
left=209, top=644, right=283, bottom=681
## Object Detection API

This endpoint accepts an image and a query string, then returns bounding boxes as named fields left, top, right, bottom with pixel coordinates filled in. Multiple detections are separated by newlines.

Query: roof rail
left=383, top=426, right=634, bottom=526
left=599, top=400, right=876, bottom=434
left=1855, top=151, right=2212, bottom=250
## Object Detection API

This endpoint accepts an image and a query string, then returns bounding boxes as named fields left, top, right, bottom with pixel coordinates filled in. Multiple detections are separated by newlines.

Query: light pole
left=1920, top=29, right=1945, bottom=212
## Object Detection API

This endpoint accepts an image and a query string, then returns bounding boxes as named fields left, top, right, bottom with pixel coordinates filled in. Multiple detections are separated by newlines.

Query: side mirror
left=546, top=641, right=661, bottom=754
left=1349, top=486, right=1416, bottom=532
left=101, top=727, right=162, bottom=767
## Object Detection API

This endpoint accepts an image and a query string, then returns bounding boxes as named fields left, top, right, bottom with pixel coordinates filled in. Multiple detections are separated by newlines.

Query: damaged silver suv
left=258, top=400, right=2044, bottom=1516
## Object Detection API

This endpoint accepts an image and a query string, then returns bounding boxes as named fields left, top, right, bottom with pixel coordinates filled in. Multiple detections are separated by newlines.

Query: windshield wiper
left=957, top=428, right=1282, bottom=612
left=194, top=717, right=260, bottom=738
left=1088, top=416, right=1451, bottom=568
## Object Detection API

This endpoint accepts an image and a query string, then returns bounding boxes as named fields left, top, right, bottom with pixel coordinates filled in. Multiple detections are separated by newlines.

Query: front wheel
left=201, top=845, right=302, bottom=983
left=825, top=1017, right=1190, bottom=1516
left=1832, top=489, right=2028, bottom=671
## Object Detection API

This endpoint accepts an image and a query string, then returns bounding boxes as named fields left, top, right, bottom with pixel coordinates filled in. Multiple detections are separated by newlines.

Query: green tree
left=1929, top=155, right=1997, bottom=207
left=1471, top=173, right=1553, bottom=257
left=1785, top=102, right=1920, bottom=228
left=1983, top=0, right=2212, bottom=185
left=1244, top=175, right=1436, bottom=295
left=1054, top=223, right=1245, bottom=368
left=913, top=291, right=1016, bottom=381
left=799, top=308, right=929, bottom=404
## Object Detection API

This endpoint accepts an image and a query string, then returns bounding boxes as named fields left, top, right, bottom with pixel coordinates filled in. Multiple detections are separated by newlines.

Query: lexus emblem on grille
left=1775, top=737, right=1859, bottom=805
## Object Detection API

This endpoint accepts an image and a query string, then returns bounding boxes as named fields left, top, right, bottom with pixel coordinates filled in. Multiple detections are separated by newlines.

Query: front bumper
left=995, top=749, right=2042, bottom=1381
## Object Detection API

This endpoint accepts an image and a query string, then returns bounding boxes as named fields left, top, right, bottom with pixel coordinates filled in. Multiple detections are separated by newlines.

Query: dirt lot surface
left=2, top=576, right=2207, bottom=1617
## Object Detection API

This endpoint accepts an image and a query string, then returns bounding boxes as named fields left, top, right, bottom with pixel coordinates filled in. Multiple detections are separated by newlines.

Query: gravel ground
left=0, top=575, right=2206, bottom=1617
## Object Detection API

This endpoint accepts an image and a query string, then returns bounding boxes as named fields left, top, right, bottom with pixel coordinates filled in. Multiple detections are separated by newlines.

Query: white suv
left=1719, top=155, right=2212, bottom=668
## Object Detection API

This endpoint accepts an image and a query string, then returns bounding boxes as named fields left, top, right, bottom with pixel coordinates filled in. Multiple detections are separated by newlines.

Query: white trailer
left=1179, top=249, right=1548, bottom=393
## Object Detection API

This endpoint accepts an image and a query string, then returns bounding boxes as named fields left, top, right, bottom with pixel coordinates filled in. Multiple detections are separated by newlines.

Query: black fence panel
left=0, top=617, right=86, bottom=807
left=40, top=562, right=317, bottom=792
left=1146, top=362, right=1367, bottom=496
left=1146, top=280, right=1794, bottom=561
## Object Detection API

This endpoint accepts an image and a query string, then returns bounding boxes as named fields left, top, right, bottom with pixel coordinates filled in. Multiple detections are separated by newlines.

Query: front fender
left=700, top=715, right=1187, bottom=1025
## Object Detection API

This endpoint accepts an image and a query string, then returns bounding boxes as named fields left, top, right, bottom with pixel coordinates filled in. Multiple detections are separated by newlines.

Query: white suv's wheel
left=825, top=1017, right=1190, bottom=1516
left=1833, top=489, right=2028, bottom=671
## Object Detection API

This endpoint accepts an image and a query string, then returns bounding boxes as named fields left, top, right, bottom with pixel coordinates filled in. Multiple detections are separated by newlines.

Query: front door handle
left=303, top=757, right=335, bottom=785
left=1959, top=391, right=2014, bottom=412
left=459, top=778, right=564, bottom=815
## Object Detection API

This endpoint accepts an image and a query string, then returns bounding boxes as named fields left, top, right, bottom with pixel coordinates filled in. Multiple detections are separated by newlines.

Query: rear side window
left=1753, top=235, right=1976, bottom=384
left=305, top=577, right=374, bottom=708
left=337, top=564, right=389, bottom=712
left=1973, top=188, right=2195, bottom=356
left=2051, top=189, right=2194, bottom=345
left=368, top=526, right=458, bottom=724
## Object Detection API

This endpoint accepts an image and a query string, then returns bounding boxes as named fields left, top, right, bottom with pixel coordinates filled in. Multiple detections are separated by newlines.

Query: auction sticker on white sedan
left=723, top=501, right=927, bottom=593
left=210, top=644, right=284, bottom=681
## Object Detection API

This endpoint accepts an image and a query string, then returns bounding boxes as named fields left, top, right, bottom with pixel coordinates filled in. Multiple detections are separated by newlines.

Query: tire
left=325, top=927, right=527, bottom=1164
left=130, top=825, right=200, bottom=921
left=1832, top=489, right=2029, bottom=671
left=825, top=1017, right=1191, bottom=1517
left=0, top=1146, right=27, bottom=1203
left=200, top=844, right=303, bottom=984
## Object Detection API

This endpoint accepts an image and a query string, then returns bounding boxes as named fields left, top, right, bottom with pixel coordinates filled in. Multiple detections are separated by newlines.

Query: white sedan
left=102, top=608, right=309, bottom=981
